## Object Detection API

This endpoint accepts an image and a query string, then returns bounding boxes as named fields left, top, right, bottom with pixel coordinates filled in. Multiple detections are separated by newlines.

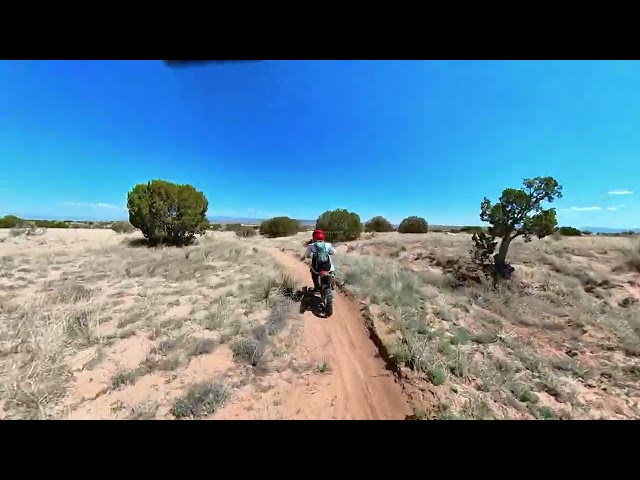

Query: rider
left=305, top=229, right=336, bottom=291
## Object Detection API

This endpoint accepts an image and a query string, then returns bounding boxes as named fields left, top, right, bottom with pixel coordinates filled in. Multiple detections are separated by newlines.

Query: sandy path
left=267, top=248, right=411, bottom=420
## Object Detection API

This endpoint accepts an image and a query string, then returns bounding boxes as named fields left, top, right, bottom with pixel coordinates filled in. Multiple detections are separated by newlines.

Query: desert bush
left=460, top=226, right=484, bottom=233
left=398, top=216, right=429, bottom=234
left=471, top=231, right=498, bottom=268
left=235, top=226, right=258, bottom=238
left=316, top=209, right=363, bottom=242
left=364, top=216, right=394, bottom=233
left=260, top=217, right=300, bottom=238
left=110, top=221, right=135, bottom=234
left=224, top=223, right=242, bottom=232
left=32, top=220, right=67, bottom=229
left=0, top=216, right=67, bottom=229
left=581, top=230, right=593, bottom=236
left=624, top=240, right=640, bottom=272
left=0, top=215, right=25, bottom=228
left=126, top=179, right=209, bottom=246
left=208, top=223, right=222, bottom=231
left=558, top=226, right=582, bottom=236
left=9, top=221, right=45, bottom=237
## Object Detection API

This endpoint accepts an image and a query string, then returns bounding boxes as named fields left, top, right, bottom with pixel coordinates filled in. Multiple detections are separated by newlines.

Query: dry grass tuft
left=170, top=381, right=230, bottom=419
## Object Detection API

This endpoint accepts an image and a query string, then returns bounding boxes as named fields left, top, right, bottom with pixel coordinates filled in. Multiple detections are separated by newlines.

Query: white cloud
left=61, top=201, right=125, bottom=210
left=608, top=189, right=634, bottom=195
left=607, top=204, right=628, bottom=211
left=561, top=206, right=602, bottom=212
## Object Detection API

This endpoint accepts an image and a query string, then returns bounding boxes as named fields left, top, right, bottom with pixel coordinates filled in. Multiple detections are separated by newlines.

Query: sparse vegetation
left=235, top=225, right=258, bottom=238
left=126, top=179, right=209, bottom=246
left=622, top=239, right=640, bottom=272
left=327, top=228, right=640, bottom=420
left=0, top=228, right=302, bottom=420
left=170, top=381, right=229, bottom=419
left=225, top=223, right=242, bottom=232
left=110, top=221, right=135, bottom=234
left=558, top=226, right=582, bottom=236
left=9, top=222, right=46, bottom=237
left=460, top=226, right=484, bottom=233
left=0, top=215, right=68, bottom=229
left=398, top=216, right=429, bottom=234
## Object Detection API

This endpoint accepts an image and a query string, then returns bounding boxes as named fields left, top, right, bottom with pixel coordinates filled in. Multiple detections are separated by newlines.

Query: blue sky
left=0, top=60, right=638, bottom=228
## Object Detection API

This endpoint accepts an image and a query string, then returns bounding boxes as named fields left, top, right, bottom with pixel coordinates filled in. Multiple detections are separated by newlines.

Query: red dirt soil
left=266, top=248, right=411, bottom=419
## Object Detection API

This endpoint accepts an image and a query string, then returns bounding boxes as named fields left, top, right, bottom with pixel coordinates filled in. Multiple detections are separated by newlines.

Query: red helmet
left=312, top=229, right=325, bottom=241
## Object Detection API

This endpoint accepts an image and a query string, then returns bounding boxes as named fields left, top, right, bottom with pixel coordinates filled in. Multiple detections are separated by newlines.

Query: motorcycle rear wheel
left=325, top=298, right=333, bottom=317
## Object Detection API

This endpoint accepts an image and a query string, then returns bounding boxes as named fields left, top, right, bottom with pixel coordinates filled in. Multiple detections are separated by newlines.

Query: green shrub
left=558, top=226, right=582, bottom=236
left=315, top=209, right=363, bottom=242
left=0, top=215, right=25, bottom=229
left=235, top=226, right=258, bottom=238
left=260, top=217, right=300, bottom=238
left=364, top=216, right=394, bottom=233
left=0, top=216, right=69, bottom=229
left=111, top=221, right=136, bottom=234
left=126, top=179, right=209, bottom=246
left=208, top=223, right=222, bottom=231
left=581, top=230, right=593, bottom=236
left=398, top=216, right=429, bottom=234
left=224, top=223, right=242, bottom=232
left=460, top=226, right=483, bottom=233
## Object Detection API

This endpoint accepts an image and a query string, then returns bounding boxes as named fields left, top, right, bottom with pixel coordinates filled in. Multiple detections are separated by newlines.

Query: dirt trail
left=267, top=248, right=411, bottom=420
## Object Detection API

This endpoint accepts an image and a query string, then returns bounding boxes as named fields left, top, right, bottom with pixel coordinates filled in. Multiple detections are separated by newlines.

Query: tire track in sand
left=268, top=247, right=411, bottom=420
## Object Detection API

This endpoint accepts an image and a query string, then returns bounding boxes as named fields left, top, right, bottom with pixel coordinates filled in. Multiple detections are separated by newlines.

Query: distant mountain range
left=581, top=226, right=639, bottom=234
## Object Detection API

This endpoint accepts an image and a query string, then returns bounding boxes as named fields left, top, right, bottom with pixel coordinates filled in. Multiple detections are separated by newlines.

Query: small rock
left=565, top=348, right=579, bottom=358
left=619, top=296, right=639, bottom=308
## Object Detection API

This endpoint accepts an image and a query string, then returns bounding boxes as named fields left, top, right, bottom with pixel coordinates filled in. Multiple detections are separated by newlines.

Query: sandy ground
left=2, top=228, right=639, bottom=419
left=0, top=228, right=412, bottom=420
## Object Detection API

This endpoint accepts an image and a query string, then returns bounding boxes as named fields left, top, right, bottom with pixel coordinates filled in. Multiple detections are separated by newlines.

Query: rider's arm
left=305, top=244, right=314, bottom=257
left=328, top=244, right=337, bottom=255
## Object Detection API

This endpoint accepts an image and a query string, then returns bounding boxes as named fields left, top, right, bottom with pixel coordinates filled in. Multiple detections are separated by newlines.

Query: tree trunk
left=494, top=236, right=512, bottom=265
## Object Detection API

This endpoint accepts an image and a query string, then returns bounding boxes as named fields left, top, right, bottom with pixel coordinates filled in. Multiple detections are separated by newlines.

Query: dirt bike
left=317, top=270, right=335, bottom=317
